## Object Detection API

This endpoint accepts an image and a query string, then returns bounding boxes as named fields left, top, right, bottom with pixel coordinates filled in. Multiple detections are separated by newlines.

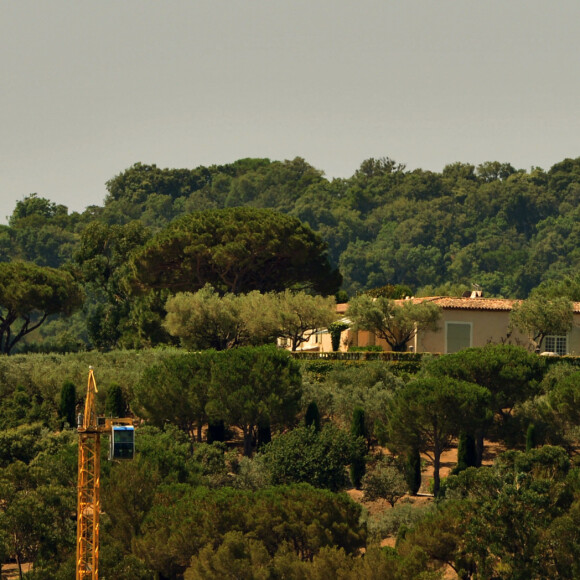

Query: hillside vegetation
left=4, top=155, right=580, bottom=352
left=0, top=156, right=579, bottom=578
left=5, top=155, right=580, bottom=297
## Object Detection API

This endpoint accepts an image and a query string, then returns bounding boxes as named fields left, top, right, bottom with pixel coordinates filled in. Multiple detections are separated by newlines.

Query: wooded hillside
left=2, top=155, right=580, bottom=352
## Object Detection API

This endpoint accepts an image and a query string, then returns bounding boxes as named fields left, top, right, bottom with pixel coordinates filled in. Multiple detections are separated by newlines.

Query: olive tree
left=510, top=295, right=574, bottom=352
left=347, top=295, right=441, bottom=352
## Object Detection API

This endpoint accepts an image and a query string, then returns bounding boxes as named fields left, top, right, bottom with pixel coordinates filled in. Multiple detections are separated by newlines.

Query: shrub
left=261, top=424, right=365, bottom=492
left=362, top=458, right=407, bottom=507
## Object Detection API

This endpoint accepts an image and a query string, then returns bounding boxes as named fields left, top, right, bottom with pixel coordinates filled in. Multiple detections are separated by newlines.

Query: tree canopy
left=130, top=207, right=342, bottom=296
left=387, top=375, right=492, bottom=496
left=0, top=262, right=84, bottom=354
left=207, top=345, right=303, bottom=456
left=347, top=295, right=441, bottom=351
left=6, top=154, right=580, bottom=350
left=510, top=295, right=574, bottom=352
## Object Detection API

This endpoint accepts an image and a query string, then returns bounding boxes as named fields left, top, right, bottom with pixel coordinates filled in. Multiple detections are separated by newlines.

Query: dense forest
left=2, top=154, right=580, bottom=353
left=0, top=156, right=579, bottom=578
left=0, top=347, right=578, bottom=579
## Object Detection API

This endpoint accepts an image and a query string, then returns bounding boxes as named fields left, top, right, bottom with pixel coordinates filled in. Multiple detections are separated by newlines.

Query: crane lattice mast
left=76, top=368, right=135, bottom=580
left=76, top=367, right=101, bottom=580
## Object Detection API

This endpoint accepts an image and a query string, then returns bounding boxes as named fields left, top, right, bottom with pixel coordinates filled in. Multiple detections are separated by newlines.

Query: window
left=446, top=322, right=472, bottom=353
left=544, top=335, right=567, bottom=356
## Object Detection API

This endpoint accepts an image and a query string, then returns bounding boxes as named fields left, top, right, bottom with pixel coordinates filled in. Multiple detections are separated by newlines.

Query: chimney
left=470, top=284, right=483, bottom=298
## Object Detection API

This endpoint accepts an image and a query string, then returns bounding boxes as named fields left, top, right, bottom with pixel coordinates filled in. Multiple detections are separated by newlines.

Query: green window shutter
left=446, top=322, right=471, bottom=353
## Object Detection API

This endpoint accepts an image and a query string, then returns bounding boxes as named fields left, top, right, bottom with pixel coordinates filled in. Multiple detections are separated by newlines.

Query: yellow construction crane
left=76, top=367, right=135, bottom=580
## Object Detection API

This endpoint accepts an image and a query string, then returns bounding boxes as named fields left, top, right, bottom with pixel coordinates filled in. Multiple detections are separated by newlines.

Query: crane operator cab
left=110, top=425, right=135, bottom=460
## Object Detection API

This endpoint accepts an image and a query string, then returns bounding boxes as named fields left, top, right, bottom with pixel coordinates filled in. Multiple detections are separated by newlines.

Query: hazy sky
left=2, top=1, right=580, bottom=220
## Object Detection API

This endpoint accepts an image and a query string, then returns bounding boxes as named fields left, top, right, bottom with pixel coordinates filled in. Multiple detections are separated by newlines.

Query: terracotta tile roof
left=339, top=296, right=580, bottom=313
left=412, top=296, right=518, bottom=311
left=418, top=296, right=580, bottom=312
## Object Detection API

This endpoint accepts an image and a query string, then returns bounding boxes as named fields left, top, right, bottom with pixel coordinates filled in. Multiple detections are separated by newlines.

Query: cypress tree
left=105, top=383, right=127, bottom=417
left=257, top=417, right=272, bottom=450
left=207, top=420, right=226, bottom=443
left=329, top=321, right=349, bottom=352
left=304, top=401, right=321, bottom=432
left=453, top=432, right=478, bottom=475
left=350, top=407, right=367, bottom=488
left=59, top=380, right=77, bottom=428
left=526, top=423, right=537, bottom=452
left=404, top=446, right=422, bottom=495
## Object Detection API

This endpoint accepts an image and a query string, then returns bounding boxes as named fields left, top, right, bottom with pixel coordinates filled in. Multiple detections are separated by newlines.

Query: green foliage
left=350, top=407, right=367, bottom=439
left=0, top=261, right=84, bottom=354
left=186, top=541, right=429, bottom=580
left=526, top=423, right=537, bottom=452
left=347, top=294, right=441, bottom=352
left=348, top=345, right=384, bottom=352
left=329, top=320, right=350, bottom=351
left=0, top=349, right=175, bottom=430
left=301, top=360, right=403, bottom=446
left=128, top=425, right=199, bottom=483
left=207, top=346, right=303, bottom=456
left=0, top=429, right=78, bottom=576
left=0, top=384, right=46, bottom=431
left=426, top=446, right=579, bottom=579
left=533, top=273, right=580, bottom=301
left=10, top=194, right=67, bottom=225
left=272, top=289, right=338, bottom=350
left=453, top=432, right=478, bottom=475
left=367, top=502, right=434, bottom=544
left=5, top=154, right=580, bottom=575
left=193, top=442, right=230, bottom=485
left=130, top=206, right=341, bottom=296
left=230, top=455, right=272, bottom=491
left=350, top=408, right=367, bottom=488
left=404, top=447, right=422, bottom=495
left=7, top=194, right=78, bottom=269
left=427, top=344, right=545, bottom=413
left=163, top=286, right=270, bottom=350
left=387, top=375, right=492, bottom=496
left=304, top=401, right=321, bottom=432
left=6, top=155, right=580, bottom=356
left=134, top=352, right=214, bottom=442
left=95, top=154, right=580, bottom=300
left=362, top=457, right=408, bottom=507
left=105, top=383, right=127, bottom=417
left=134, top=484, right=366, bottom=578
left=260, top=424, right=365, bottom=491
left=59, top=380, right=77, bottom=428
left=510, top=294, right=574, bottom=351
left=74, top=220, right=159, bottom=350
left=363, top=283, right=414, bottom=299
left=545, top=368, right=580, bottom=448
left=186, top=531, right=271, bottom=579
left=0, top=423, right=46, bottom=467
left=164, top=287, right=336, bottom=351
